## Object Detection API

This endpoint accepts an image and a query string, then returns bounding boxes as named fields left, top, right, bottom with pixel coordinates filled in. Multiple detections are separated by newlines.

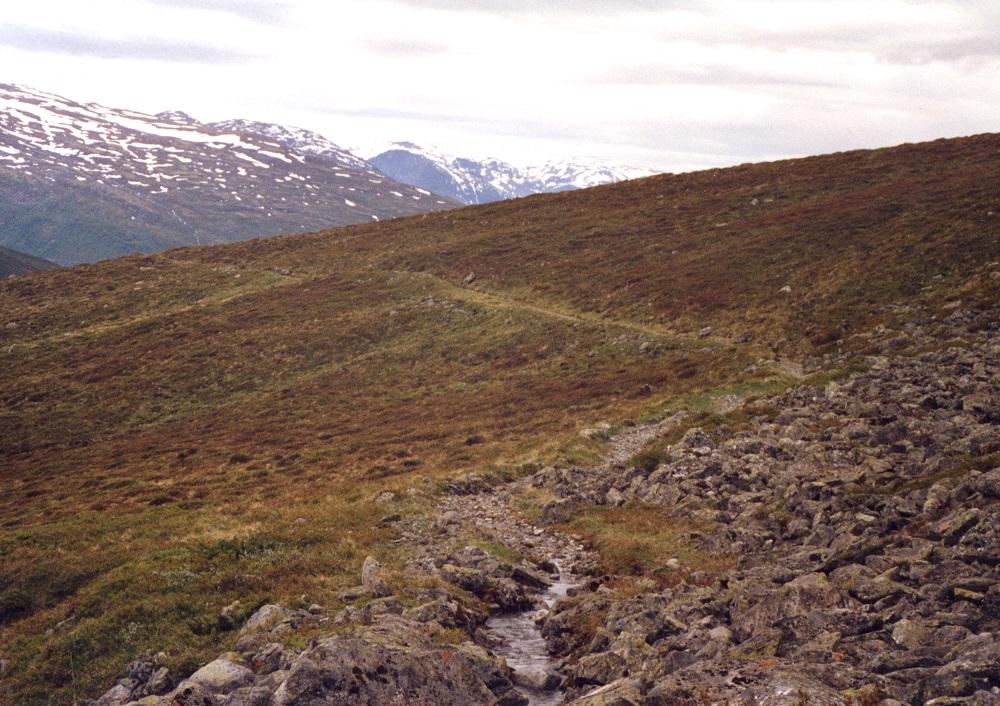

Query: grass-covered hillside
left=1, top=133, right=998, bottom=705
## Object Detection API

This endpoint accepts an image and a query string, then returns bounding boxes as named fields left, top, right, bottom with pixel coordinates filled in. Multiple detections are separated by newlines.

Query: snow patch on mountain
left=209, top=119, right=373, bottom=172
left=0, top=83, right=453, bottom=264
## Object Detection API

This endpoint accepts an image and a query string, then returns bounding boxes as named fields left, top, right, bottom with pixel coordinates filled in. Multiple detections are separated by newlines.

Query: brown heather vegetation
left=1, top=133, right=999, bottom=704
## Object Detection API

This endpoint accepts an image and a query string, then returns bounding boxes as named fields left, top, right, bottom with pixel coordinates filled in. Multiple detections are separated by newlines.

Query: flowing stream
left=486, top=565, right=574, bottom=706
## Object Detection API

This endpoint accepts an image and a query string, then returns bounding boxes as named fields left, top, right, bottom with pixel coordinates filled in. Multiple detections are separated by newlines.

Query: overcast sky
left=2, top=0, right=999, bottom=171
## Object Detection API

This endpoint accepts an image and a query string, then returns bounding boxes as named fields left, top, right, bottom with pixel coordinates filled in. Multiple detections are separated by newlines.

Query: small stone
left=219, top=600, right=242, bottom=629
left=953, top=587, right=984, bottom=602
left=570, top=678, right=643, bottom=705
left=373, top=491, right=397, bottom=504
left=708, top=626, right=733, bottom=644
left=513, top=668, right=562, bottom=691
left=240, top=604, right=291, bottom=634
left=145, top=666, right=173, bottom=696
left=495, top=689, right=530, bottom=706
left=891, top=618, right=929, bottom=649
left=337, top=586, right=370, bottom=602
left=361, top=555, right=381, bottom=586
left=923, top=481, right=951, bottom=514
left=360, top=555, right=392, bottom=597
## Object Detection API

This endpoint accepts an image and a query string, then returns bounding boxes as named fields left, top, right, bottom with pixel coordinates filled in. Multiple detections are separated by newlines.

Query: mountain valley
left=0, top=132, right=998, bottom=706
left=0, top=85, right=453, bottom=265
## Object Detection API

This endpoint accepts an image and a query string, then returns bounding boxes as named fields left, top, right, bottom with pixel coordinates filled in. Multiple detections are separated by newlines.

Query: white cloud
left=1, top=0, right=998, bottom=171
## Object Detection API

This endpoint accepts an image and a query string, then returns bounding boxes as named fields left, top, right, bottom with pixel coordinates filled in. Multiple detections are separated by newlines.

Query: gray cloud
left=591, top=64, right=844, bottom=88
left=4, top=0, right=998, bottom=174
left=881, top=34, right=1000, bottom=64
left=0, top=25, right=258, bottom=63
left=725, top=29, right=1000, bottom=65
left=652, top=3, right=1000, bottom=68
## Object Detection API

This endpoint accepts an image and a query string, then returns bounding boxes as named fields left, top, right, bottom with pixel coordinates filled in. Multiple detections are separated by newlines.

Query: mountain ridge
left=368, top=140, right=656, bottom=204
left=0, top=243, right=58, bottom=277
left=0, top=84, right=454, bottom=265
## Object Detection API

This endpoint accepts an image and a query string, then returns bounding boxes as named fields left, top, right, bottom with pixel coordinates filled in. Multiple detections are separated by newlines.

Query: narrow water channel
left=486, top=565, right=573, bottom=706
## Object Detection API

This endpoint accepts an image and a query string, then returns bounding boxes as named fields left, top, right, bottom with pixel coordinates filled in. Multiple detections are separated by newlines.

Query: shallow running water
left=486, top=567, right=573, bottom=706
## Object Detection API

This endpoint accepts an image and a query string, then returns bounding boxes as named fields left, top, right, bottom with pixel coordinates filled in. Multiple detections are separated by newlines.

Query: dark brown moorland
left=1, top=133, right=998, bottom=705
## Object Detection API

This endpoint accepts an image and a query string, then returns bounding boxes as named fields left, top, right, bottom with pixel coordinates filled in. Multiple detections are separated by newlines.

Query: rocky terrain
left=5, top=131, right=998, bottom=706
left=85, top=486, right=591, bottom=706
left=367, top=142, right=655, bottom=204
left=0, top=84, right=452, bottom=264
left=83, top=290, right=1000, bottom=705
left=531, top=300, right=1000, bottom=705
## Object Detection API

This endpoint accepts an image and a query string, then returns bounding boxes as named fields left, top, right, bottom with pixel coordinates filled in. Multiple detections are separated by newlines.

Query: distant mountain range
left=368, top=141, right=656, bottom=205
left=0, top=84, right=658, bottom=265
left=0, top=243, right=57, bottom=277
left=0, top=84, right=452, bottom=265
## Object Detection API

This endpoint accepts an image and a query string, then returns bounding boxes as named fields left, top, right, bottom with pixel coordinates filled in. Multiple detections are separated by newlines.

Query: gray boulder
left=188, top=658, right=255, bottom=694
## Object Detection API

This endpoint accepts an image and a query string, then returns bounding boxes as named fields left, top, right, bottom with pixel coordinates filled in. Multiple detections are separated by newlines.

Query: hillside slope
left=369, top=141, right=655, bottom=204
left=0, top=244, right=58, bottom=277
left=0, top=84, right=453, bottom=265
left=0, top=133, right=998, bottom=706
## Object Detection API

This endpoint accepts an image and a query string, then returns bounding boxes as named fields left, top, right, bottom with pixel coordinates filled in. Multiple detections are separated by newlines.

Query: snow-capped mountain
left=0, top=85, right=453, bottom=265
left=524, top=160, right=656, bottom=192
left=367, top=142, right=656, bottom=205
left=208, top=119, right=372, bottom=171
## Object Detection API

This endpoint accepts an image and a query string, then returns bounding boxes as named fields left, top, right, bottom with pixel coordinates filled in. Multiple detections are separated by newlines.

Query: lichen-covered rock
left=572, top=651, right=627, bottom=687
left=566, top=678, right=642, bottom=706
left=730, top=572, right=854, bottom=642
left=220, top=686, right=274, bottom=706
left=250, top=643, right=292, bottom=675
left=163, top=680, right=219, bottom=706
left=272, top=616, right=517, bottom=706
left=924, top=641, right=1000, bottom=700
